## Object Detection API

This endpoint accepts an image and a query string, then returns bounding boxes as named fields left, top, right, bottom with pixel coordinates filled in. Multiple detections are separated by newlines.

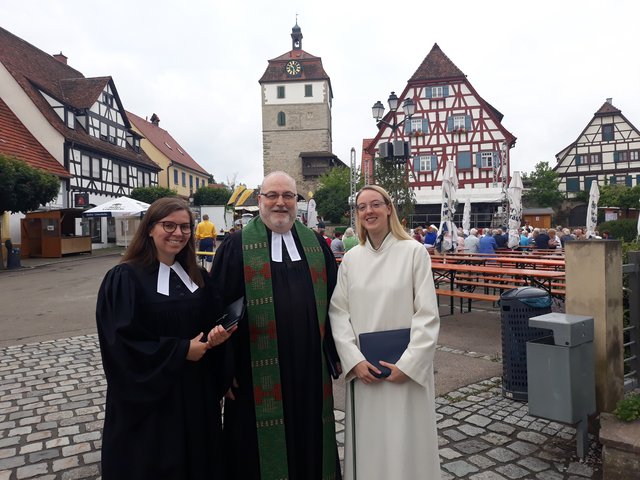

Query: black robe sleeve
left=96, top=263, right=190, bottom=404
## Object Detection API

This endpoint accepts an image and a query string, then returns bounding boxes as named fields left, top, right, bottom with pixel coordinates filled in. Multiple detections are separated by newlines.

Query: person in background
left=534, top=228, right=551, bottom=249
left=412, top=226, right=425, bottom=243
left=602, top=230, right=614, bottom=240
left=478, top=229, right=498, bottom=254
left=548, top=228, right=562, bottom=249
left=343, top=227, right=358, bottom=252
left=329, top=185, right=441, bottom=480
left=96, top=197, right=233, bottom=480
left=464, top=228, right=480, bottom=253
left=210, top=171, right=341, bottom=480
left=331, top=230, right=345, bottom=259
left=519, top=228, right=531, bottom=247
left=423, top=225, right=438, bottom=248
left=493, top=227, right=507, bottom=248
left=195, top=213, right=217, bottom=272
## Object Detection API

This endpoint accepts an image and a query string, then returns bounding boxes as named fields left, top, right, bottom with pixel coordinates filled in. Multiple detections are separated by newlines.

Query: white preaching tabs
left=271, top=230, right=302, bottom=263
left=157, top=262, right=199, bottom=296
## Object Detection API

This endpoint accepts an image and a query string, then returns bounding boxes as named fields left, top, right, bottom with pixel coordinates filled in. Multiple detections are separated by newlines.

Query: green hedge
left=597, top=219, right=638, bottom=242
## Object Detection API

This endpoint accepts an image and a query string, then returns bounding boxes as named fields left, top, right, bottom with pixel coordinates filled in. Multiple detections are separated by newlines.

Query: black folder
left=358, top=328, right=411, bottom=378
left=217, top=296, right=245, bottom=331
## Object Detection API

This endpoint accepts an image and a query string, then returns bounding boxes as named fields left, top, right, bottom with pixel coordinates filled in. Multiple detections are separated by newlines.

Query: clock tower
left=259, top=22, right=341, bottom=198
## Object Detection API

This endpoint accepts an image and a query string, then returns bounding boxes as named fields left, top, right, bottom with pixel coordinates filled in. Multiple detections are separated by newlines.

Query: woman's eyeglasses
left=356, top=200, right=387, bottom=212
left=156, top=221, right=192, bottom=234
left=259, top=191, right=297, bottom=201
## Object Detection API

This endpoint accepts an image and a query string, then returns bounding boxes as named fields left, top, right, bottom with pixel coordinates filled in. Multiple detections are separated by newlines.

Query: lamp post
left=349, top=147, right=357, bottom=229
left=371, top=92, right=416, bottom=215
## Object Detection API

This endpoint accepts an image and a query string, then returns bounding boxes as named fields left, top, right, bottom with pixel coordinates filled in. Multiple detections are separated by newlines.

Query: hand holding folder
left=358, top=328, right=410, bottom=379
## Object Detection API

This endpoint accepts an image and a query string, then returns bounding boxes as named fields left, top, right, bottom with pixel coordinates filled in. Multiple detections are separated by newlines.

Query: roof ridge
left=409, top=43, right=466, bottom=82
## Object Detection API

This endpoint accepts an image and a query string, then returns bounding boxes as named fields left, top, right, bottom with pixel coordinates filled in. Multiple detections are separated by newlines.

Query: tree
left=373, top=158, right=416, bottom=222
left=0, top=155, right=60, bottom=268
left=314, top=167, right=356, bottom=224
left=130, top=186, right=177, bottom=204
left=522, top=161, right=564, bottom=207
left=194, top=186, right=231, bottom=206
left=599, top=184, right=640, bottom=214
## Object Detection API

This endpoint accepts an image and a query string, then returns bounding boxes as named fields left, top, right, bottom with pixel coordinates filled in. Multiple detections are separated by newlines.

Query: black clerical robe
left=211, top=228, right=340, bottom=480
left=96, top=262, right=225, bottom=480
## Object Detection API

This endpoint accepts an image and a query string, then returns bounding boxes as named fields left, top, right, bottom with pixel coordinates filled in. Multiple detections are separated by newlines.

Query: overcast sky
left=4, top=0, right=639, bottom=189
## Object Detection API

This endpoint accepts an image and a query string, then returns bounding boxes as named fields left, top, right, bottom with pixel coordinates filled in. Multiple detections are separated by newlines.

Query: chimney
left=53, top=52, right=68, bottom=65
left=606, top=97, right=612, bottom=104
left=150, top=113, right=160, bottom=126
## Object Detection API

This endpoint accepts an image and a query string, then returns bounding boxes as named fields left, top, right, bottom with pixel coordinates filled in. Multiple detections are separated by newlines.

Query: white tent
left=82, top=196, right=150, bottom=247
left=435, top=160, right=459, bottom=253
left=585, top=182, right=600, bottom=239
left=462, top=198, right=471, bottom=236
left=307, top=198, right=318, bottom=229
left=507, top=171, right=524, bottom=249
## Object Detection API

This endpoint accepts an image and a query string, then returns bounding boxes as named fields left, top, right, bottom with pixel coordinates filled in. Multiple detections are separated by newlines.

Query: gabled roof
left=594, top=100, right=622, bottom=117
left=0, top=26, right=158, bottom=171
left=0, top=98, right=70, bottom=178
left=259, top=49, right=331, bottom=83
left=125, top=111, right=209, bottom=176
left=409, top=43, right=466, bottom=83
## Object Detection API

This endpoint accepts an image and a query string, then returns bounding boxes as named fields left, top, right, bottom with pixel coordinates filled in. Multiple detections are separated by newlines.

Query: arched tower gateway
left=259, top=23, right=342, bottom=198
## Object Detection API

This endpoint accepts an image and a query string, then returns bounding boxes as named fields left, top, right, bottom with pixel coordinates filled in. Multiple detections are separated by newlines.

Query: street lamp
left=371, top=92, right=416, bottom=131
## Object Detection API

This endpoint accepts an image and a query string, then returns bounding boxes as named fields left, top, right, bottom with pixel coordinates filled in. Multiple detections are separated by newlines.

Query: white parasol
left=82, top=196, right=150, bottom=248
left=306, top=198, right=318, bottom=229
left=585, top=181, right=600, bottom=239
left=462, top=198, right=471, bottom=236
left=507, top=171, right=524, bottom=249
left=435, top=160, right=459, bottom=253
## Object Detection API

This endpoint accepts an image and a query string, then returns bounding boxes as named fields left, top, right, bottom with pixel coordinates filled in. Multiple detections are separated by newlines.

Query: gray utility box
left=526, top=313, right=596, bottom=423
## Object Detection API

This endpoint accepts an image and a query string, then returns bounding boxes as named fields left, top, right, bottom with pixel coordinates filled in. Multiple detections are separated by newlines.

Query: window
left=453, top=116, right=466, bottom=129
left=447, top=115, right=471, bottom=132
left=456, top=151, right=472, bottom=170
left=174, top=170, right=179, bottom=185
left=277, top=111, right=286, bottom=126
left=277, top=86, right=285, bottom=99
left=431, top=86, right=443, bottom=98
left=182, top=172, right=186, bottom=187
left=588, top=153, right=601, bottom=164
left=566, top=177, right=580, bottom=192
left=189, top=175, right=193, bottom=189
left=92, top=158, right=101, bottom=179
left=602, top=124, right=614, bottom=142
left=615, top=151, right=628, bottom=162
left=305, top=84, right=312, bottom=97
left=196, top=178, right=200, bottom=189
left=424, top=85, right=449, bottom=98
left=415, top=155, right=435, bottom=172
left=631, top=150, right=639, bottom=161
left=481, top=152, right=494, bottom=168
left=411, top=118, right=424, bottom=132
left=584, top=177, right=597, bottom=191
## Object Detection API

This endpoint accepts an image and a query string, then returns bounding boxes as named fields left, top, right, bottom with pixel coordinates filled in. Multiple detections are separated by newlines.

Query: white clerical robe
left=329, top=234, right=441, bottom=480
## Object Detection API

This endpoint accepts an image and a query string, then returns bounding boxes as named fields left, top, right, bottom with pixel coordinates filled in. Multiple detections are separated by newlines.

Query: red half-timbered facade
left=365, top=44, right=516, bottom=219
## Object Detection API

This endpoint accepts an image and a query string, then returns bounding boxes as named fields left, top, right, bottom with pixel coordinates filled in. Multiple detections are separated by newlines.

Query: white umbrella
left=82, top=196, right=150, bottom=248
left=585, top=181, right=600, bottom=239
left=462, top=198, right=471, bottom=236
left=507, top=171, right=524, bottom=249
left=637, top=198, right=640, bottom=241
left=306, top=198, right=318, bottom=229
left=435, top=160, right=459, bottom=253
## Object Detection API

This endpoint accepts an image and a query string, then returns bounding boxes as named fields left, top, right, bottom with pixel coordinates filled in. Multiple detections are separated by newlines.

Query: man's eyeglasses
left=259, top=191, right=297, bottom=201
left=356, top=200, right=387, bottom=212
left=156, top=221, right=192, bottom=234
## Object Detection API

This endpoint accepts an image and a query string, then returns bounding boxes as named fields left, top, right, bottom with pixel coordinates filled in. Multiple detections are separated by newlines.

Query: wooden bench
left=436, top=288, right=500, bottom=314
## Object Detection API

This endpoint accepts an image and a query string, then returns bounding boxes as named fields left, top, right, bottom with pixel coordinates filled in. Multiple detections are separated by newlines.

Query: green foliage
left=613, top=393, right=640, bottom=422
left=314, top=167, right=360, bottom=224
left=373, top=158, right=416, bottom=221
left=0, top=155, right=59, bottom=215
left=193, top=186, right=231, bottom=206
left=597, top=219, right=638, bottom=242
left=130, top=186, right=177, bottom=204
left=522, top=161, right=564, bottom=207
left=599, top=184, right=640, bottom=211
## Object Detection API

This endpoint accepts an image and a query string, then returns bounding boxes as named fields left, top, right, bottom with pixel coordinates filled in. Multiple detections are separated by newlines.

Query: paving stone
left=27, top=449, right=59, bottom=463
left=439, top=447, right=462, bottom=460
left=469, top=472, right=508, bottom=480
left=437, top=418, right=460, bottom=429
left=507, top=440, right=538, bottom=455
left=516, top=430, right=547, bottom=444
left=52, top=456, right=80, bottom=472
left=495, top=463, right=530, bottom=479
left=16, top=462, right=49, bottom=479
left=442, top=460, right=479, bottom=476
left=565, top=461, right=593, bottom=477
left=516, top=456, right=551, bottom=473
left=455, top=438, right=492, bottom=455
left=457, top=424, right=486, bottom=436
left=535, top=470, right=564, bottom=480
left=487, top=422, right=516, bottom=435
left=481, top=432, right=511, bottom=446
left=442, top=428, right=467, bottom=442
left=467, top=454, right=496, bottom=469
left=60, top=464, right=100, bottom=480
left=485, top=447, right=519, bottom=463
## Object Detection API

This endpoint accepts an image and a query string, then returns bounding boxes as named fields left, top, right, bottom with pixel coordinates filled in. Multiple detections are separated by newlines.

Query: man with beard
left=210, top=171, right=341, bottom=480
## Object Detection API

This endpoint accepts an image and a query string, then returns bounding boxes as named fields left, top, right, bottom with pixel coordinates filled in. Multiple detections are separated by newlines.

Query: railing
left=623, top=251, right=639, bottom=391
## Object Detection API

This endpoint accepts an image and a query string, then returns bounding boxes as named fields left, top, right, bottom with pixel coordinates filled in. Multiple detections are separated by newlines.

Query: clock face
left=285, top=60, right=302, bottom=76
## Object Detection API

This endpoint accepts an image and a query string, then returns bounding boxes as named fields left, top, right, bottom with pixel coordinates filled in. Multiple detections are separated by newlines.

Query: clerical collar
left=271, top=230, right=301, bottom=263
left=157, top=262, right=199, bottom=296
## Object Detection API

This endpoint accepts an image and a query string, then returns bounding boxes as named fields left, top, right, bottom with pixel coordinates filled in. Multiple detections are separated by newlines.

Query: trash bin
left=4, top=239, right=21, bottom=269
left=499, top=287, right=553, bottom=401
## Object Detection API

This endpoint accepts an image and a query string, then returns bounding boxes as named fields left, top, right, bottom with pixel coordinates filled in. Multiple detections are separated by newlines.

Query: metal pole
left=350, top=147, right=356, bottom=229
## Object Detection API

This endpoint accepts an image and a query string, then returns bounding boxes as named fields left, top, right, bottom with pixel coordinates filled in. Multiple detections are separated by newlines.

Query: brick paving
left=1, top=334, right=601, bottom=479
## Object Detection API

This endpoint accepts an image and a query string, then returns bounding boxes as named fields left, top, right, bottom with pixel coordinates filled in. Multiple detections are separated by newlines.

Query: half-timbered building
left=365, top=44, right=516, bottom=226
left=554, top=99, right=640, bottom=196
left=0, top=26, right=160, bottom=246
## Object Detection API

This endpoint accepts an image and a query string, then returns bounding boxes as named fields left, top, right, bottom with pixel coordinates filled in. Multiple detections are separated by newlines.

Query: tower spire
left=291, top=19, right=303, bottom=50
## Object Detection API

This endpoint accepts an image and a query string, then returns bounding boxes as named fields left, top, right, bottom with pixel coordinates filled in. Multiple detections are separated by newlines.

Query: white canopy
left=507, top=171, right=524, bottom=249
left=435, top=160, right=459, bottom=253
left=82, top=196, right=150, bottom=218
left=462, top=198, right=471, bottom=235
left=585, top=182, right=600, bottom=239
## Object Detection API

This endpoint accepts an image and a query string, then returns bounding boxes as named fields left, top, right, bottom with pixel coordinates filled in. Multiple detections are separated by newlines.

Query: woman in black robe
left=96, top=197, right=233, bottom=480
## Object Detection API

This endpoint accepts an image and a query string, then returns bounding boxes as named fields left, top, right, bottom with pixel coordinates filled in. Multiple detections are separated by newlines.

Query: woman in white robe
left=329, top=185, right=441, bottom=480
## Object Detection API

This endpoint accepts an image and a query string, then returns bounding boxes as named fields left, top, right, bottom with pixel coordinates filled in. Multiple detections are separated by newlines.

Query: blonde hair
left=355, top=185, right=412, bottom=245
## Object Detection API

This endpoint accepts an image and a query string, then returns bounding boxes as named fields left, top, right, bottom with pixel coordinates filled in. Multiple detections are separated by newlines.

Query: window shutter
left=413, top=157, right=421, bottom=173
left=610, top=176, right=617, bottom=185
left=465, top=115, right=472, bottom=130
left=494, top=151, right=500, bottom=166
left=405, top=121, right=412, bottom=134
left=626, top=175, right=632, bottom=187
left=443, top=85, right=449, bottom=97
left=475, top=152, right=482, bottom=168
left=447, top=117, right=454, bottom=132
left=431, top=156, right=438, bottom=171
left=613, top=151, right=619, bottom=162
left=422, top=118, right=429, bottom=133
left=575, top=155, right=581, bottom=166
left=424, top=87, right=432, bottom=98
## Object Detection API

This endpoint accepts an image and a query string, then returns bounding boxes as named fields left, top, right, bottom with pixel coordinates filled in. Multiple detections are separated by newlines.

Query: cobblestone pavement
left=1, top=335, right=600, bottom=479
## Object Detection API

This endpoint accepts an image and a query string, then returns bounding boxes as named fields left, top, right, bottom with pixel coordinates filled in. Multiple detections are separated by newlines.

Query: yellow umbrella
left=227, top=185, right=246, bottom=205
left=236, top=188, right=254, bottom=206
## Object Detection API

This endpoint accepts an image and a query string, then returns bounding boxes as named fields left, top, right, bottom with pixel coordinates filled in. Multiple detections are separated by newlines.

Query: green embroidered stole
left=242, top=218, right=337, bottom=480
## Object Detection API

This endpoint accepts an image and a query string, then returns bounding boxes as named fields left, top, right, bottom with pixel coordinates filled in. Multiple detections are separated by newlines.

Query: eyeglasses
left=259, top=191, right=297, bottom=201
left=356, top=200, right=387, bottom=212
left=156, top=221, right=192, bottom=234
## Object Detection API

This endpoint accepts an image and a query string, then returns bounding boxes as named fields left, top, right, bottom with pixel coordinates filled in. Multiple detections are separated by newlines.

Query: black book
left=217, top=296, right=245, bottom=331
left=359, top=328, right=411, bottom=378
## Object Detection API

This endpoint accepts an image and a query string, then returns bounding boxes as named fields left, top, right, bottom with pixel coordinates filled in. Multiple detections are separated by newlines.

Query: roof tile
left=409, top=43, right=466, bottom=82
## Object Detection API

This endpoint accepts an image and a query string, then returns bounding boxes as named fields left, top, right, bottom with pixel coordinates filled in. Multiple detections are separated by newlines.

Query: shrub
left=597, top=219, right=638, bottom=242
left=613, top=393, right=640, bottom=422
